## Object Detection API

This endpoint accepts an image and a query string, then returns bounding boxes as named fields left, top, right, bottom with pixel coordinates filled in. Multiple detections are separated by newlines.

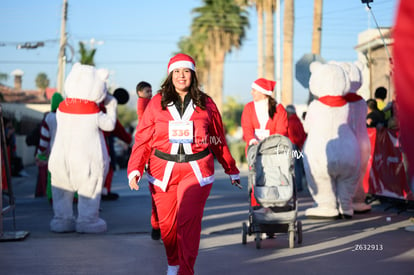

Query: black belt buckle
left=177, top=154, right=186, bottom=163
left=154, top=148, right=210, bottom=163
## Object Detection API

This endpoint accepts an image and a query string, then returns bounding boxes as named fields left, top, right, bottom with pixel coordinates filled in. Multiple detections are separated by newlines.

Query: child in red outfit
left=135, top=81, right=161, bottom=241
left=136, top=81, right=152, bottom=118
left=286, top=104, right=307, bottom=192
left=128, top=53, right=240, bottom=275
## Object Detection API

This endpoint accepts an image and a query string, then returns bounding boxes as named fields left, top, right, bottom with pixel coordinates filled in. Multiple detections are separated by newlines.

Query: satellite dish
left=295, top=53, right=325, bottom=88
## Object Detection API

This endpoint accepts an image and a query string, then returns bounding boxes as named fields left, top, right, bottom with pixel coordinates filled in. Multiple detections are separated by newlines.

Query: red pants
left=150, top=162, right=212, bottom=275
left=104, top=166, right=113, bottom=193
left=150, top=194, right=160, bottom=230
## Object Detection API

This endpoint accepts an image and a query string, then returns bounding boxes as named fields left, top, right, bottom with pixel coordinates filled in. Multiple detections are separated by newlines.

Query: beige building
left=355, top=28, right=393, bottom=102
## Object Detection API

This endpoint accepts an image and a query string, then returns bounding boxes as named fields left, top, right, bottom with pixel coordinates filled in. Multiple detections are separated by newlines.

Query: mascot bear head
left=330, top=61, right=363, bottom=94
left=64, top=63, right=109, bottom=103
left=309, top=61, right=350, bottom=98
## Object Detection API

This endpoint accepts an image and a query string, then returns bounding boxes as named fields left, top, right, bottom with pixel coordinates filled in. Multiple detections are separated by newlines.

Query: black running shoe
left=101, top=192, right=119, bottom=201
left=151, top=228, right=161, bottom=240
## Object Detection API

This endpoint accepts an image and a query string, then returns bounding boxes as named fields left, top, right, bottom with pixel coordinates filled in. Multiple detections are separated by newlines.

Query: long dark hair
left=268, top=96, right=277, bottom=119
left=160, top=70, right=207, bottom=110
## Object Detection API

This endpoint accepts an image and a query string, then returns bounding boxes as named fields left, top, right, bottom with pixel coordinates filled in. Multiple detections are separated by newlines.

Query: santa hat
left=167, top=53, right=196, bottom=74
left=251, top=78, right=276, bottom=96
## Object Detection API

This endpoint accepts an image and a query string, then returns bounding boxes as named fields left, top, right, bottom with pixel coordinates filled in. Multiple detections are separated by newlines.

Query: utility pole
left=257, top=3, right=264, bottom=78
left=57, top=0, right=68, bottom=95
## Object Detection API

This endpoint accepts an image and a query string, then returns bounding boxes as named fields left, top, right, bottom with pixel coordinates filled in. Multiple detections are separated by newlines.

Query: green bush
left=228, top=140, right=246, bottom=165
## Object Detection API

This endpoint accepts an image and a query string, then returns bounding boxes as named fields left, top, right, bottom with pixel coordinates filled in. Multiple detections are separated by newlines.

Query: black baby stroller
left=241, top=134, right=302, bottom=249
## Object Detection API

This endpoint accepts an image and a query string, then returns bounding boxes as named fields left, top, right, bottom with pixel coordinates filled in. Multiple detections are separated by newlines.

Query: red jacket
left=394, top=0, right=414, bottom=178
left=241, top=101, right=288, bottom=151
left=128, top=94, right=239, bottom=190
left=287, top=113, right=306, bottom=149
left=137, top=97, right=151, bottom=120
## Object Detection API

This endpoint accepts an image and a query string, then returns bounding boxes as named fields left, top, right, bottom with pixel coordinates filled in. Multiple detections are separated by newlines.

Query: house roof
left=0, top=83, right=50, bottom=104
left=354, top=28, right=393, bottom=53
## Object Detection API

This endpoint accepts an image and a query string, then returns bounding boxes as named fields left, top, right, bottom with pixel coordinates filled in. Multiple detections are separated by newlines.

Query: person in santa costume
left=286, top=104, right=307, bottom=192
left=136, top=80, right=162, bottom=241
left=127, top=53, right=240, bottom=275
left=135, top=80, right=161, bottom=241
left=241, top=78, right=288, bottom=208
left=393, top=0, right=414, bottom=232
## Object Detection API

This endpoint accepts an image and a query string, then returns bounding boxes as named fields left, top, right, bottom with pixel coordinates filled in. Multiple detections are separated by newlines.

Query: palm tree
left=263, top=0, right=276, bottom=81
left=246, top=0, right=266, bottom=78
left=255, top=0, right=265, bottom=77
left=178, top=34, right=209, bottom=88
left=247, top=0, right=278, bottom=81
left=307, top=0, right=323, bottom=104
left=0, top=72, right=8, bottom=100
left=282, top=0, right=294, bottom=105
left=35, top=72, right=50, bottom=99
left=192, top=0, right=249, bottom=111
left=78, top=41, right=96, bottom=66
left=0, top=73, right=8, bottom=82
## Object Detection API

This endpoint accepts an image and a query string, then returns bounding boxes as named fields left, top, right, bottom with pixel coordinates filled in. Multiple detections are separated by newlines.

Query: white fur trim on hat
left=168, top=61, right=195, bottom=74
left=251, top=78, right=276, bottom=96
left=167, top=53, right=196, bottom=74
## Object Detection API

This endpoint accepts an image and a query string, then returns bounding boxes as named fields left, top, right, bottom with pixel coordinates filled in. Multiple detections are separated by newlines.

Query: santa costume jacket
left=241, top=101, right=288, bottom=149
left=128, top=93, right=239, bottom=191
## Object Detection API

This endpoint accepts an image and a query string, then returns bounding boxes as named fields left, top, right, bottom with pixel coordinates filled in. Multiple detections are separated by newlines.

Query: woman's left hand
left=129, top=175, right=140, bottom=191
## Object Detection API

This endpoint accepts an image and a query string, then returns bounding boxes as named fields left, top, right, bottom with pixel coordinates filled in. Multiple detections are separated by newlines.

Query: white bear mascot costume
left=303, top=61, right=360, bottom=219
left=338, top=62, right=372, bottom=213
left=48, top=63, right=117, bottom=233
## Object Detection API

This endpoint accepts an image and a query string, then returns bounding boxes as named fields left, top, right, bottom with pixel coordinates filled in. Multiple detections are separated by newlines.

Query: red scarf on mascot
left=59, top=98, right=101, bottom=114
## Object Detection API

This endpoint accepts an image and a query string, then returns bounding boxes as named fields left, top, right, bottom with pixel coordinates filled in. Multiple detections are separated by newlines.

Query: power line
left=0, top=59, right=258, bottom=65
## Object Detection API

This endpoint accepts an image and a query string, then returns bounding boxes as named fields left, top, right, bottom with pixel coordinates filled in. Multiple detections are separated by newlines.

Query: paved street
left=1, top=163, right=413, bottom=275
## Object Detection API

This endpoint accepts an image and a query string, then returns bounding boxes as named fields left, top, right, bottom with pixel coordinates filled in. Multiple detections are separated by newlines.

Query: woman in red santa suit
left=241, top=78, right=289, bottom=207
left=393, top=0, right=414, bottom=232
left=127, top=53, right=240, bottom=275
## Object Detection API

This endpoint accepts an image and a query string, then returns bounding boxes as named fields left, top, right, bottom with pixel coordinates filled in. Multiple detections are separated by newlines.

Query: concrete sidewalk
left=1, top=164, right=414, bottom=275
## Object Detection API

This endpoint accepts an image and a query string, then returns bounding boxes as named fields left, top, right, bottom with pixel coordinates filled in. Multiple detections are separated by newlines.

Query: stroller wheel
left=255, top=233, right=261, bottom=249
left=242, top=222, right=248, bottom=245
left=297, top=221, right=303, bottom=244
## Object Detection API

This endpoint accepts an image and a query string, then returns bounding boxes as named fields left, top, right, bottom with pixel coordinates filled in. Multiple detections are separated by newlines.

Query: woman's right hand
left=249, top=139, right=259, bottom=146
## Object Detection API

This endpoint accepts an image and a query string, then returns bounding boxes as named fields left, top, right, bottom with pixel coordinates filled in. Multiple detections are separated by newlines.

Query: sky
left=0, top=0, right=399, bottom=107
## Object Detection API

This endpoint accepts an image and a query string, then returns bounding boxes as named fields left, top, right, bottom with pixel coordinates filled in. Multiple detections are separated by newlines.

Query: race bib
left=169, top=121, right=194, bottom=143
left=255, top=129, right=270, bottom=141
